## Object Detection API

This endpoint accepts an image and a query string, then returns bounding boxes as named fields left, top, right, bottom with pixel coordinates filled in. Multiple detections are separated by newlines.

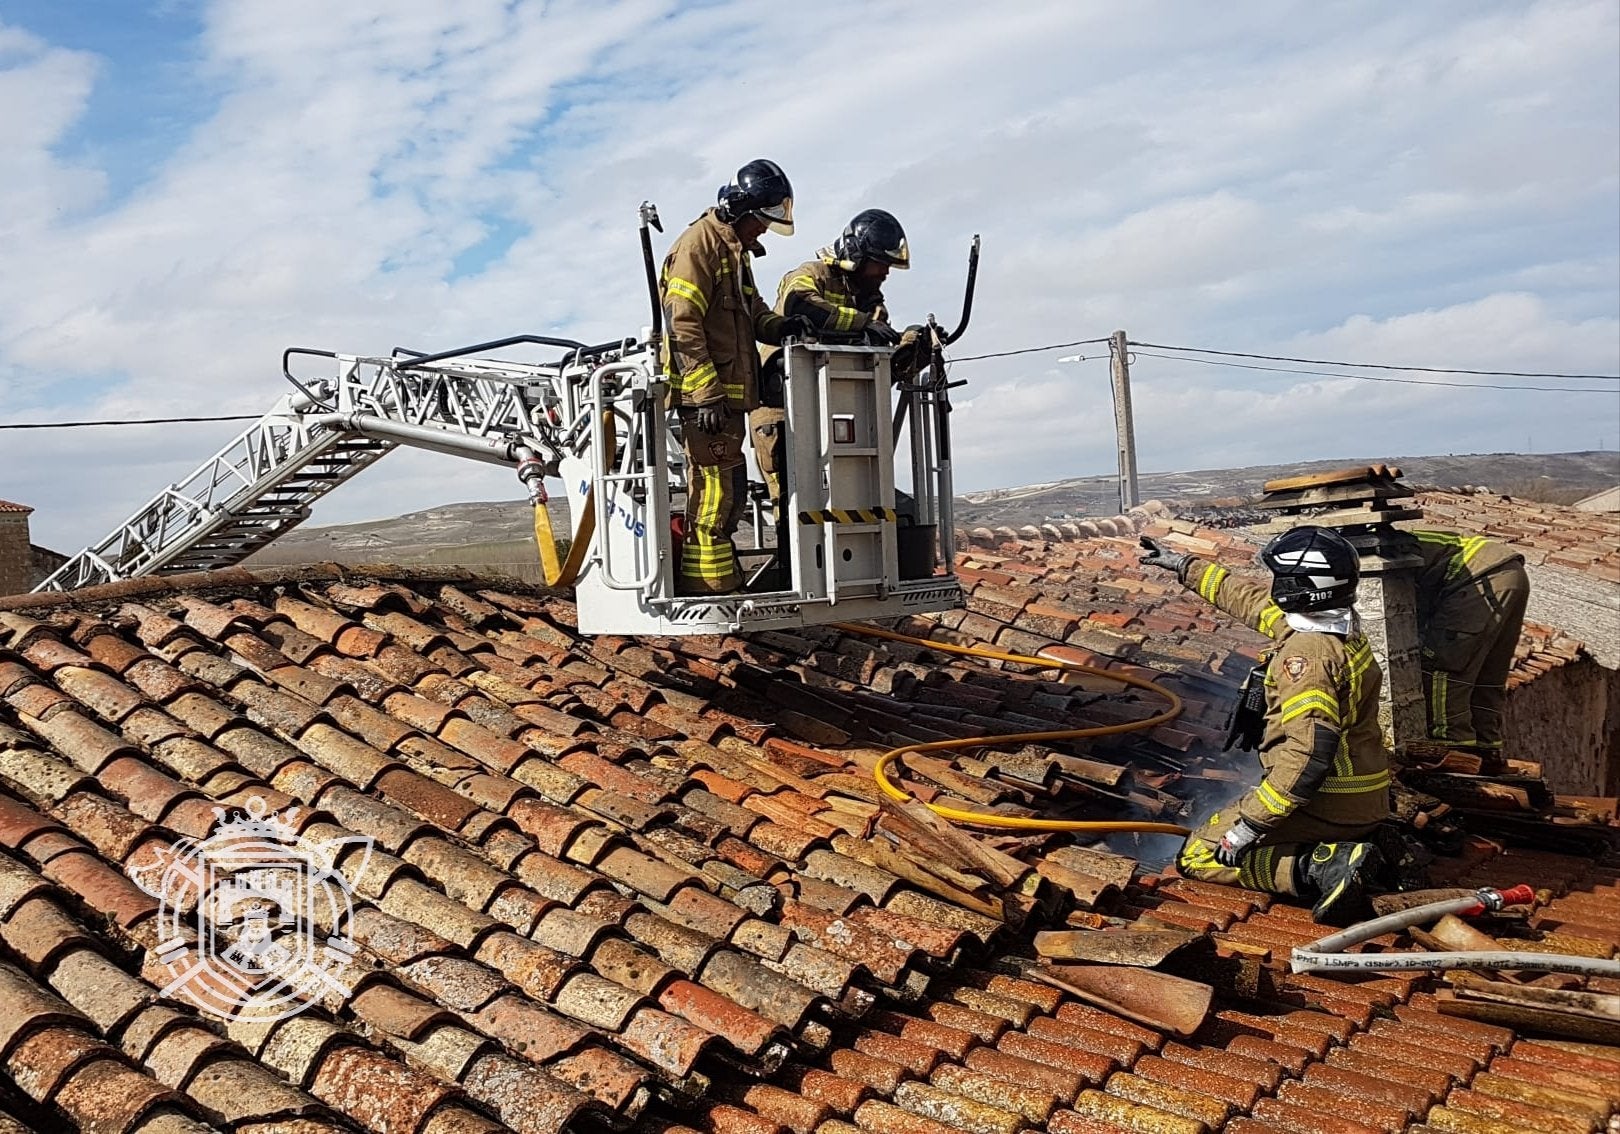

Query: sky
left=1, top=0, right=1617, bottom=554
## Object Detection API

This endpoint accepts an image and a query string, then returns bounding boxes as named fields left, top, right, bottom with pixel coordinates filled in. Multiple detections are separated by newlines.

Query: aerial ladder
left=37, top=208, right=980, bottom=638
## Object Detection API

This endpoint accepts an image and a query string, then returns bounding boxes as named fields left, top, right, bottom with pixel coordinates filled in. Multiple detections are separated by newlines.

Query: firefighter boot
left=1299, top=841, right=1382, bottom=925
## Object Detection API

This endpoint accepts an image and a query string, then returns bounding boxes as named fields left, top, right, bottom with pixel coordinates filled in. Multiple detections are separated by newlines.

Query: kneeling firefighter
left=1139, top=526, right=1392, bottom=922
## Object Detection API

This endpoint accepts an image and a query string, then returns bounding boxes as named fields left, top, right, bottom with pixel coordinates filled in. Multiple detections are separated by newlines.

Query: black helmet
left=717, top=159, right=794, bottom=235
left=834, top=208, right=910, bottom=271
left=1260, top=525, right=1361, bottom=612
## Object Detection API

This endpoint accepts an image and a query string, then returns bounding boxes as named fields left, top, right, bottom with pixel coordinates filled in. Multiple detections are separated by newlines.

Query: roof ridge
left=0, top=561, right=558, bottom=612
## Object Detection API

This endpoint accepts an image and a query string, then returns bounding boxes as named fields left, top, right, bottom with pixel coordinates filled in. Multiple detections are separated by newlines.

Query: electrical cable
left=833, top=621, right=1192, bottom=836
left=1130, top=341, right=1620, bottom=382
left=948, top=337, right=1111, bottom=363
left=0, top=414, right=259, bottom=430
left=1131, top=350, right=1620, bottom=395
left=6, top=334, right=1615, bottom=429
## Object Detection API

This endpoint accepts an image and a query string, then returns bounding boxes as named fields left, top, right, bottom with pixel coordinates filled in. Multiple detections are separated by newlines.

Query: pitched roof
left=1413, top=489, right=1620, bottom=583
left=0, top=532, right=1614, bottom=1134
left=0, top=501, right=33, bottom=515
left=1573, top=485, right=1620, bottom=513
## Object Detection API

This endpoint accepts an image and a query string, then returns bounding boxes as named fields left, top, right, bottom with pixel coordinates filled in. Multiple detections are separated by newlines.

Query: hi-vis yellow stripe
left=665, top=276, right=707, bottom=314
left=1318, top=769, right=1391, bottom=794
left=1256, top=779, right=1296, bottom=816
left=677, top=360, right=718, bottom=392
left=1338, top=634, right=1375, bottom=774
left=798, top=507, right=898, bottom=525
left=1258, top=603, right=1285, bottom=638
left=1279, top=689, right=1341, bottom=725
left=1196, top=563, right=1228, bottom=602
left=1239, top=845, right=1277, bottom=888
left=1430, top=670, right=1451, bottom=738
left=1415, top=529, right=1489, bottom=579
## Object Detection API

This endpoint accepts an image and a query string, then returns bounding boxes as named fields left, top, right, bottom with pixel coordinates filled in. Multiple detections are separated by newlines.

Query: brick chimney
left=0, top=500, right=35, bottom=597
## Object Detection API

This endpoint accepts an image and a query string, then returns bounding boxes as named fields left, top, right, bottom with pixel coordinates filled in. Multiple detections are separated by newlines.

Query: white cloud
left=0, top=0, right=1616, bottom=555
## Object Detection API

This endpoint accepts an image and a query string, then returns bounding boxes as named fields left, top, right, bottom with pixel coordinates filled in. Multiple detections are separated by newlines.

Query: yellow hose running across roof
left=834, top=622, right=1192, bottom=837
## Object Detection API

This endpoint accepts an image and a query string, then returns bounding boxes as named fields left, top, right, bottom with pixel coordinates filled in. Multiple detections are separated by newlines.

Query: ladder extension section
left=36, top=350, right=580, bottom=592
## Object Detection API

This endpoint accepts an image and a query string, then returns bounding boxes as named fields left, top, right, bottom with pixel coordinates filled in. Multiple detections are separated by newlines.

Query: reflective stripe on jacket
left=780, top=256, right=885, bottom=330
left=1408, top=528, right=1525, bottom=622
left=660, top=209, right=785, bottom=409
left=759, top=256, right=887, bottom=373
left=1180, top=557, right=1390, bottom=832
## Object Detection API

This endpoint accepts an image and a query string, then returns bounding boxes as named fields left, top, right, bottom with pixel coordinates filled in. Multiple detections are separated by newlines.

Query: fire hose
left=1290, top=885, right=1620, bottom=978
left=833, top=622, right=1192, bottom=837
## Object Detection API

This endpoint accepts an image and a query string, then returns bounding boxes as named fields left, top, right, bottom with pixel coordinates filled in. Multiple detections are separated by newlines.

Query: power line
left=4, top=331, right=1616, bottom=431
left=0, top=414, right=259, bottom=431
left=1131, top=340, right=1620, bottom=381
left=949, top=337, right=1111, bottom=363
left=1131, top=350, right=1620, bottom=394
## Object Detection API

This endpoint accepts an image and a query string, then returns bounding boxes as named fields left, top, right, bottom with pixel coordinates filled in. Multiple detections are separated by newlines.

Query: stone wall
left=0, top=513, right=32, bottom=597
left=1504, top=656, right=1620, bottom=797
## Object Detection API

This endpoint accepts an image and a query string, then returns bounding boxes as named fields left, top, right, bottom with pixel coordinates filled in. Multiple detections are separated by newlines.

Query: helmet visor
left=756, top=196, right=794, bottom=235
left=881, top=235, right=910, bottom=269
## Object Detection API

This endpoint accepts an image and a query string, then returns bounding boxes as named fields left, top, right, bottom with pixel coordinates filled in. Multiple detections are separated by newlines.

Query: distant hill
left=244, top=450, right=1619, bottom=570
left=954, top=451, right=1620, bottom=528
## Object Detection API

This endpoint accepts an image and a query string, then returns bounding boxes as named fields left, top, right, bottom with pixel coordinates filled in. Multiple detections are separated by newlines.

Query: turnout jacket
left=778, top=255, right=886, bottom=332
left=1408, top=529, right=1525, bottom=626
left=1179, top=557, right=1390, bottom=833
left=660, top=209, right=786, bottom=410
left=758, top=256, right=887, bottom=376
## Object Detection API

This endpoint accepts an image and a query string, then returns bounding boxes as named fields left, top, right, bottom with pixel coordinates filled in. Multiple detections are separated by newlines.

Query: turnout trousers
left=1422, top=562, right=1530, bottom=755
left=679, top=409, right=746, bottom=594
left=1178, top=804, right=1382, bottom=896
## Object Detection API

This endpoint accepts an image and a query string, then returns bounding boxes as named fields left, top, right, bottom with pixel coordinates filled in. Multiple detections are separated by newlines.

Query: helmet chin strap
left=1284, top=607, right=1359, bottom=635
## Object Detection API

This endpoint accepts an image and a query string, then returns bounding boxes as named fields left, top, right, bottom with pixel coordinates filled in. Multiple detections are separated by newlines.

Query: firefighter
left=1139, top=526, right=1392, bottom=922
left=751, top=208, right=918, bottom=505
left=1407, top=528, right=1529, bottom=772
left=660, top=159, right=812, bottom=595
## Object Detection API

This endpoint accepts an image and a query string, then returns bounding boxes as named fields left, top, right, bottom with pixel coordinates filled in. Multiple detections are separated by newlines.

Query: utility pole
left=1109, top=330, right=1140, bottom=512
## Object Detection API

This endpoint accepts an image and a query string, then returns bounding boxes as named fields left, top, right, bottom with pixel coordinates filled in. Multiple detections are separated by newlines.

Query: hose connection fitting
left=1465, top=883, right=1535, bottom=916
left=515, top=449, right=547, bottom=506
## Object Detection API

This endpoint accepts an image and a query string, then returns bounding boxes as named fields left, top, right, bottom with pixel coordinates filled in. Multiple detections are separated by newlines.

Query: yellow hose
left=533, top=413, right=615, bottom=589
left=833, top=622, right=1192, bottom=837
left=533, top=503, right=563, bottom=583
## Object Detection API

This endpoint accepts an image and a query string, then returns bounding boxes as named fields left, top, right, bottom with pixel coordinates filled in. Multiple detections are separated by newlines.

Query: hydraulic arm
left=39, top=227, right=982, bottom=639
left=37, top=334, right=626, bottom=592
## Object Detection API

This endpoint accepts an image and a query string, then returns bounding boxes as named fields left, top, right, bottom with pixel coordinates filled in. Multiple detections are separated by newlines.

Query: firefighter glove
left=864, top=320, right=903, bottom=347
left=1137, top=536, right=1190, bottom=574
left=1214, top=819, right=1261, bottom=867
left=779, top=314, right=816, bottom=343
left=693, top=401, right=731, bottom=434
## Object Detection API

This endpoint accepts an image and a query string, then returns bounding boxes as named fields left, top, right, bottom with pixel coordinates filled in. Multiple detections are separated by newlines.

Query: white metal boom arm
left=36, top=335, right=631, bottom=592
left=36, top=228, right=980, bottom=639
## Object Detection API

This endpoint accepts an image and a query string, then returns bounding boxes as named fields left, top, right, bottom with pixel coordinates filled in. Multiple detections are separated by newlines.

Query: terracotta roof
left=0, top=532, right=1615, bottom=1133
left=1412, top=490, right=1620, bottom=585
left=0, top=501, right=33, bottom=515
left=1508, top=619, right=1588, bottom=690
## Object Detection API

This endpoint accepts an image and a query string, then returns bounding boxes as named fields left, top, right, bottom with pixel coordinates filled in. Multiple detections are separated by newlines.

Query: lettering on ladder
left=579, top=480, right=647, bottom=539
